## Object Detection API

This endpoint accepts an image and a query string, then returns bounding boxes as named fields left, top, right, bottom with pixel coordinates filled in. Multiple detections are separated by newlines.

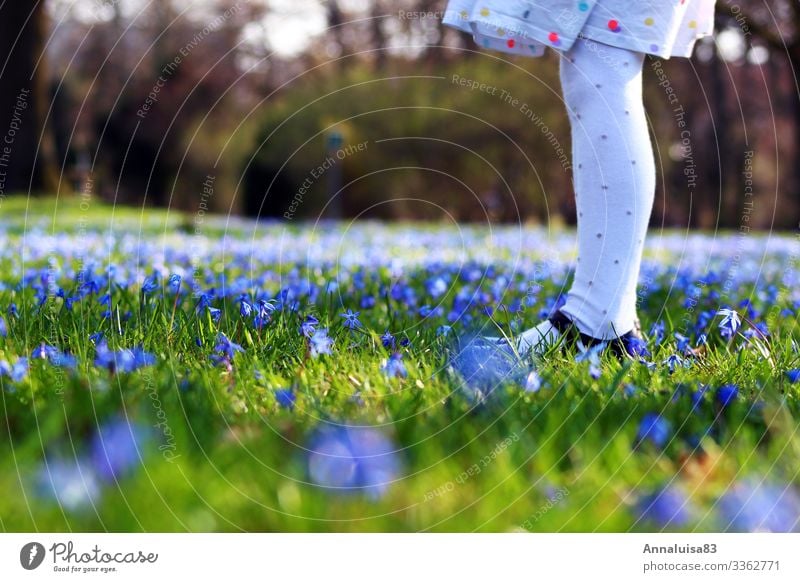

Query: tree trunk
left=709, top=45, right=735, bottom=227
left=370, top=3, right=388, bottom=70
left=325, top=0, right=345, bottom=72
left=789, top=49, right=800, bottom=226
left=0, top=0, right=59, bottom=195
left=0, top=0, right=58, bottom=194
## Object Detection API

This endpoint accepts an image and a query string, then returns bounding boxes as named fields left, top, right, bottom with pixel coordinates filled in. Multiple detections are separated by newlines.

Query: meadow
left=1, top=198, right=799, bottom=532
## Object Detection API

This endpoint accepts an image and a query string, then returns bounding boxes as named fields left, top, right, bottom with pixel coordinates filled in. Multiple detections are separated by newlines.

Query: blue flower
left=91, top=417, right=149, bottom=482
left=36, top=456, right=100, bottom=510
left=0, top=315, right=6, bottom=337
left=307, top=424, right=402, bottom=499
left=575, top=342, right=605, bottom=379
left=636, top=413, right=672, bottom=448
left=649, top=320, right=665, bottom=345
left=419, top=305, right=438, bottom=318
left=300, top=315, right=319, bottom=338
left=380, top=330, right=396, bottom=348
left=381, top=352, right=407, bottom=378
left=719, top=478, right=800, bottom=532
left=691, top=384, right=709, bottom=411
left=206, top=306, right=222, bottom=323
left=785, top=369, right=800, bottom=383
left=340, top=309, right=362, bottom=330
left=717, top=308, right=741, bottom=337
left=716, top=384, right=739, bottom=407
left=239, top=300, right=253, bottom=318
left=274, top=388, right=296, bottom=410
left=639, top=358, right=657, bottom=371
left=168, top=274, right=182, bottom=291
left=94, top=343, right=156, bottom=373
left=674, top=333, right=690, bottom=354
left=0, top=357, right=28, bottom=382
left=663, top=353, right=683, bottom=373
left=141, top=275, right=159, bottom=294
left=624, top=335, right=650, bottom=358
left=426, top=276, right=448, bottom=298
left=257, top=299, right=276, bottom=319
left=196, top=293, right=213, bottom=312
left=130, top=347, right=156, bottom=370
left=32, top=344, right=77, bottom=369
left=575, top=342, right=605, bottom=364
left=451, top=335, right=518, bottom=403
left=309, top=328, right=333, bottom=357
left=80, top=279, right=100, bottom=296
left=636, top=486, right=693, bottom=529
left=214, top=333, right=244, bottom=359
left=524, top=370, right=542, bottom=393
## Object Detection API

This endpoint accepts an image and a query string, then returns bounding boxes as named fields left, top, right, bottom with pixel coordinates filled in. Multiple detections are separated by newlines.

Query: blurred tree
left=370, top=1, right=389, bottom=70
left=735, top=0, right=800, bottom=223
left=246, top=55, right=568, bottom=222
left=325, top=0, right=346, bottom=71
left=48, top=0, right=269, bottom=211
left=0, top=0, right=59, bottom=194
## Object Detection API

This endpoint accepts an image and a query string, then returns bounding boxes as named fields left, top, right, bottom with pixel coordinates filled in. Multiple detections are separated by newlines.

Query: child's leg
left=557, top=36, right=655, bottom=340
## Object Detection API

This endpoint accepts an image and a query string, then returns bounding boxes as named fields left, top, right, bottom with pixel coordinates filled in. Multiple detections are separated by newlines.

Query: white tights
left=557, top=36, right=656, bottom=340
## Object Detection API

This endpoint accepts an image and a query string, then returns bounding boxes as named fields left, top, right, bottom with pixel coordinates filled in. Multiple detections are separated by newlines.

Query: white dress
left=442, top=0, right=717, bottom=59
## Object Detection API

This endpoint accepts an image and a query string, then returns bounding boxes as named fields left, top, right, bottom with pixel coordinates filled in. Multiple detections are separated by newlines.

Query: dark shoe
left=547, top=310, right=649, bottom=360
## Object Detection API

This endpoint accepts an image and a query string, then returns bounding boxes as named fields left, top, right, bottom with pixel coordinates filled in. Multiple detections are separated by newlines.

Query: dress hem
left=442, top=7, right=713, bottom=60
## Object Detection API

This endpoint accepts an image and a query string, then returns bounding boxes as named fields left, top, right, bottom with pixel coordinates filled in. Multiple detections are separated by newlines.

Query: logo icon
left=20, top=542, right=46, bottom=570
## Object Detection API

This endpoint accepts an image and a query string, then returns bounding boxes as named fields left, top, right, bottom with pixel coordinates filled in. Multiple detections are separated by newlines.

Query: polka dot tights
left=558, top=36, right=655, bottom=339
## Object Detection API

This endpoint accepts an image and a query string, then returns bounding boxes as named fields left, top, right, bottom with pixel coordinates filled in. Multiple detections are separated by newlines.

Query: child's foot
left=548, top=310, right=647, bottom=359
left=515, top=310, right=647, bottom=360
left=481, top=320, right=561, bottom=357
left=516, top=319, right=562, bottom=356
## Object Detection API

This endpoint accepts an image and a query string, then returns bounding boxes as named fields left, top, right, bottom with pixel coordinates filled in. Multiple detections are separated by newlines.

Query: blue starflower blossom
left=716, top=384, right=739, bottom=407
left=719, top=478, right=800, bottom=532
left=636, top=486, right=694, bottom=528
left=717, top=308, right=741, bottom=337
left=307, top=424, right=402, bottom=499
left=380, top=352, right=407, bottom=378
left=635, top=413, right=672, bottom=448
left=141, top=275, right=159, bottom=294
left=340, top=309, right=362, bottom=330
left=214, top=333, right=244, bottom=359
left=274, top=388, right=296, bottom=410
left=380, top=330, right=396, bottom=349
left=785, top=369, right=800, bottom=383
left=36, top=456, right=100, bottom=511
left=90, top=416, right=150, bottom=482
left=300, top=315, right=319, bottom=338
left=0, top=357, right=28, bottom=382
left=524, top=370, right=542, bottom=393
left=309, top=328, right=333, bottom=357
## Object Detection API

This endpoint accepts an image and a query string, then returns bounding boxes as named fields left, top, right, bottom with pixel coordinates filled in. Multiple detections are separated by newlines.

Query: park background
left=1, top=0, right=798, bottom=228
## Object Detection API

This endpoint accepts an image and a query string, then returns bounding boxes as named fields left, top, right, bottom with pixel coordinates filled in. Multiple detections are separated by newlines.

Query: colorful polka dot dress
left=442, top=0, right=716, bottom=59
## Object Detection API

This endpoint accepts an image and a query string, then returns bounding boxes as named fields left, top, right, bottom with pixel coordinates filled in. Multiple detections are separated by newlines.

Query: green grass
left=0, top=200, right=798, bottom=532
